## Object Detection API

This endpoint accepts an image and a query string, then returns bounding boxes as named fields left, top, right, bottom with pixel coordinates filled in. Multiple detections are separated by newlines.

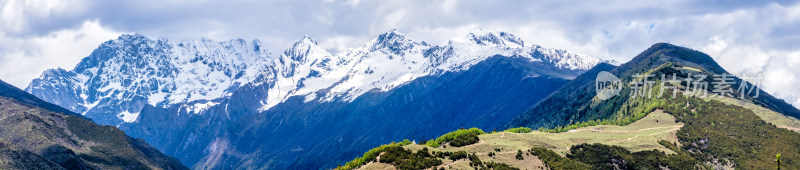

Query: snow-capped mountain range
left=27, top=35, right=272, bottom=124
left=26, top=29, right=605, bottom=126
left=26, top=29, right=612, bottom=169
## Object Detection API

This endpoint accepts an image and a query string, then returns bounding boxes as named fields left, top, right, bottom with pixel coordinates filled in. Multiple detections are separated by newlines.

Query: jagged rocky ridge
left=26, top=30, right=608, bottom=169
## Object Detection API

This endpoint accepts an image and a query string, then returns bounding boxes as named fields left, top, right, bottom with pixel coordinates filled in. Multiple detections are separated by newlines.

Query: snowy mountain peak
left=27, top=34, right=274, bottom=125
left=461, top=31, right=525, bottom=48
left=298, top=35, right=318, bottom=45
left=39, top=67, right=72, bottom=79
left=117, top=33, right=149, bottom=41
left=367, top=29, right=419, bottom=54
left=285, top=36, right=328, bottom=62
left=251, top=39, right=264, bottom=52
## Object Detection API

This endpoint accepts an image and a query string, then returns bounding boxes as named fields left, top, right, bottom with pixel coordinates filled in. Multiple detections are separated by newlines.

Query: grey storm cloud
left=1, top=0, right=799, bottom=106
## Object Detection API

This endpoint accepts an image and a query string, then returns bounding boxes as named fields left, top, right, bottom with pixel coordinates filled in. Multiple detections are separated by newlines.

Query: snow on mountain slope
left=316, top=30, right=433, bottom=102
left=27, top=30, right=606, bottom=125
left=27, top=34, right=273, bottom=124
left=261, top=36, right=345, bottom=109
left=258, top=29, right=606, bottom=111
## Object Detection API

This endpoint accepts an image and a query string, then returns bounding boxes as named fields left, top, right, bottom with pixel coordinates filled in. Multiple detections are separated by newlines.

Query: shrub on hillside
left=503, top=127, right=532, bottom=133
left=425, top=128, right=485, bottom=147
left=379, top=146, right=441, bottom=170
left=449, top=133, right=479, bottom=147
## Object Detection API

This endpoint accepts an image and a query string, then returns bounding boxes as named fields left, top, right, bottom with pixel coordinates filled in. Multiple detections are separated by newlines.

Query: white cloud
left=0, top=20, right=121, bottom=88
left=346, top=0, right=361, bottom=7
left=1, top=0, right=62, bottom=33
left=0, top=0, right=88, bottom=36
left=761, top=51, right=800, bottom=107
left=318, top=35, right=365, bottom=54
left=382, top=9, right=406, bottom=29
left=702, top=36, right=727, bottom=58
left=439, top=0, right=458, bottom=14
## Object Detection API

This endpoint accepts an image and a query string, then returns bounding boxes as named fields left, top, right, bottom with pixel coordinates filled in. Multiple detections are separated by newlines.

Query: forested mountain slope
left=0, top=79, right=187, bottom=169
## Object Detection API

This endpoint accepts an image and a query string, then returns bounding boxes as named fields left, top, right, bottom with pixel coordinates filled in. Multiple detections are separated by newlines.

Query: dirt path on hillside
left=607, top=125, right=682, bottom=143
left=779, top=126, right=800, bottom=132
left=567, top=124, right=683, bottom=134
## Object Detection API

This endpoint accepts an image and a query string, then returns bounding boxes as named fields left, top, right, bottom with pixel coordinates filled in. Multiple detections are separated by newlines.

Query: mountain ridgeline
left=25, top=30, right=606, bottom=169
left=0, top=79, right=187, bottom=169
left=504, top=43, right=800, bottom=129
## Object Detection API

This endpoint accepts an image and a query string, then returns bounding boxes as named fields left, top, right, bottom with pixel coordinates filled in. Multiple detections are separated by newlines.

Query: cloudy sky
left=1, top=0, right=799, bottom=107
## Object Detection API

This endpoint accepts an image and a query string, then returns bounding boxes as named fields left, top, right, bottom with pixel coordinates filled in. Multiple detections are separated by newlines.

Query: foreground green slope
left=342, top=94, right=800, bottom=170
left=339, top=108, right=695, bottom=170
left=0, top=79, right=187, bottom=169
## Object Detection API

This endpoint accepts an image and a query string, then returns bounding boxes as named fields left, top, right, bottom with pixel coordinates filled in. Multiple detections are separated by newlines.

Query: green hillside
left=342, top=94, right=800, bottom=170
left=0, top=96, right=188, bottom=169
left=0, top=79, right=187, bottom=170
left=340, top=43, right=800, bottom=170
left=505, top=43, right=800, bottom=130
